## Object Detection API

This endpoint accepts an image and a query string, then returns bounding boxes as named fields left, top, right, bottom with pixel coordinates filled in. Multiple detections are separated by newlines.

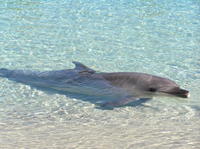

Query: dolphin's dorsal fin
left=72, top=61, right=95, bottom=74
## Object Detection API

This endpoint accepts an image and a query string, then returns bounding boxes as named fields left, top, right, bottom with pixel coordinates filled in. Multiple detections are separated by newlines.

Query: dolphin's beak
left=161, top=88, right=190, bottom=98
left=171, top=88, right=190, bottom=98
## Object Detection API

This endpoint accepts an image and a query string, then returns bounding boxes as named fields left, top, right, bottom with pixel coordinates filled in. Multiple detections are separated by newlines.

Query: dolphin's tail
left=0, top=68, right=12, bottom=77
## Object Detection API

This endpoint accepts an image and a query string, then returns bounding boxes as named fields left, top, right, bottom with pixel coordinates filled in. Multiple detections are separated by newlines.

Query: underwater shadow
left=29, top=85, right=151, bottom=110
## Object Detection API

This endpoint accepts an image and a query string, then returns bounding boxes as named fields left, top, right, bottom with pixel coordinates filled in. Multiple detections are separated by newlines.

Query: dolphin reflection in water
left=0, top=62, right=189, bottom=108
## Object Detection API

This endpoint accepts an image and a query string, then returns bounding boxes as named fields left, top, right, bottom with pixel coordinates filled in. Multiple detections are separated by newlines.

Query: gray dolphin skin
left=0, top=61, right=189, bottom=107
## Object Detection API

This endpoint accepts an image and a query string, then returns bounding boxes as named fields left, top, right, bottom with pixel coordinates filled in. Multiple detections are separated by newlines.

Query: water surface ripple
left=0, top=0, right=200, bottom=148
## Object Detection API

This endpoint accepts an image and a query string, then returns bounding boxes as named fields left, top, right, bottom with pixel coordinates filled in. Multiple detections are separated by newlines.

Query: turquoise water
left=0, top=0, right=200, bottom=148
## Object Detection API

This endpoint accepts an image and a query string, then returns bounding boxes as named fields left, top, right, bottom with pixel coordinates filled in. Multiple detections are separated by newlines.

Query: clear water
left=0, top=0, right=200, bottom=148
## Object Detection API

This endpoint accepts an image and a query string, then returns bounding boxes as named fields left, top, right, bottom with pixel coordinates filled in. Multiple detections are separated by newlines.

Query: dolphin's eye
left=149, top=88, right=157, bottom=92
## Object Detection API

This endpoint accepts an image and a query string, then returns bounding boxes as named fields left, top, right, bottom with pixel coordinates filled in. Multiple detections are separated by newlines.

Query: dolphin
left=0, top=61, right=189, bottom=107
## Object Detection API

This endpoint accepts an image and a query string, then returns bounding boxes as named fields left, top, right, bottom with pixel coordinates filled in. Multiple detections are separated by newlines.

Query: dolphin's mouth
left=160, top=88, right=189, bottom=98
left=174, top=92, right=189, bottom=98
left=170, top=88, right=190, bottom=98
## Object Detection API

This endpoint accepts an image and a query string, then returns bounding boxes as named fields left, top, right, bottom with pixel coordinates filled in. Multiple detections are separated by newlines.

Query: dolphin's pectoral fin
left=72, top=61, right=96, bottom=74
left=100, top=96, right=139, bottom=107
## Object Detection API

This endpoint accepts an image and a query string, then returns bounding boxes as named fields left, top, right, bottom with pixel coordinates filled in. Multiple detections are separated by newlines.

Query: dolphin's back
left=101, top=72, right=152, bottom=87
left=0, top=68, right=77, bottom=79
left=0, top=68, right=119, bottom=96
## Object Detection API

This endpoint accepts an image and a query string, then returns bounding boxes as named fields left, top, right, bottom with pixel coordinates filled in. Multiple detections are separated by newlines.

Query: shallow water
left=0, top=0, right=200, bottom=148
